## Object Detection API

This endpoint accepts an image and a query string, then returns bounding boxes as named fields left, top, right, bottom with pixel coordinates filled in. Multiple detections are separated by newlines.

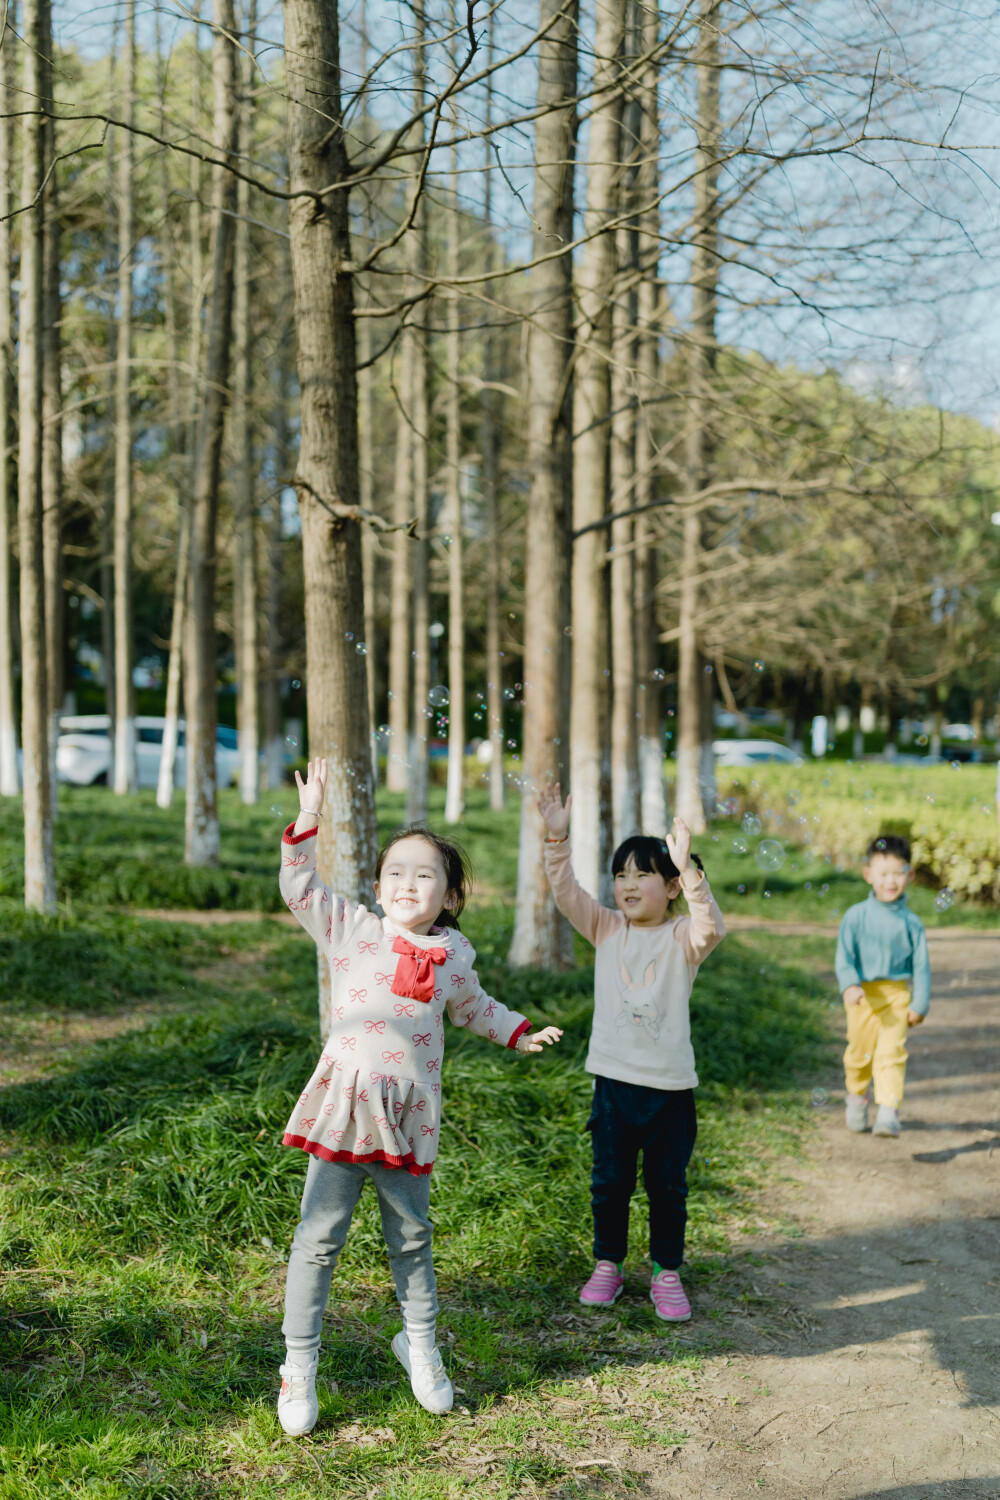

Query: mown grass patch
left=1, top=895, right=833, bottom=1499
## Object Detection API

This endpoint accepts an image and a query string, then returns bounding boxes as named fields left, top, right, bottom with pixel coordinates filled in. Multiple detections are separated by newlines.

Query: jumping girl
left=538, top=784, right=725, bottom=1322
left=276, top=758, right=562, bottom=1436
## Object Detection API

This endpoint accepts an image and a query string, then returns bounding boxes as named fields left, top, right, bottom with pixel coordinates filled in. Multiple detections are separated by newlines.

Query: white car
left=57, top=715, right=241, bottom=790
left=712, top=738, right=804, bottom=767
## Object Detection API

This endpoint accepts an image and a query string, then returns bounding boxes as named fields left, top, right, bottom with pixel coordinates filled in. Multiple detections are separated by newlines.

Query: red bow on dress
left=391, top=935, right=447, bottom=1003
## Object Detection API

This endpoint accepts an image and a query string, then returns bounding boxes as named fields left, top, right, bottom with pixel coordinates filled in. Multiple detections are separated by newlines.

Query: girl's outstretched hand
left=538, top=781, right=571, bottom=840
left=665, top=816, right=691, bottom=873
left=294, top=757, right=328, bottom=816
left=516, top=1025, right=564, bottom=1055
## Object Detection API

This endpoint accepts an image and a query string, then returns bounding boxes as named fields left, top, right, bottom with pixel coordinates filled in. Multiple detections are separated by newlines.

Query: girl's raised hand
left=537, top=781, right=571, bottom=839
left=666, top=816, right=692, bottom=873
left=516, top=1025, right=564, bottom=1054
left=294, top=757, right=328, bottom=816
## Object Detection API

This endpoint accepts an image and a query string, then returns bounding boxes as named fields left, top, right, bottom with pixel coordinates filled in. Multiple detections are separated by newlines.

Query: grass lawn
left=0, top=786, right=845, bottom=1499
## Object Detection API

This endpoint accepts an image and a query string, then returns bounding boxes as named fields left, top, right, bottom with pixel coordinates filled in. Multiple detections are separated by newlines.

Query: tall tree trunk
left=284, top=0, right=378, bottom=1033
left=609, top=15, right=641, bottom=843
left=386, top=346, right=412, bottom=791
left=358, top=0, right=377, bottom=784
left=509, top=0, right=577, bottom=967
left=41, top=0, right=63, bottom=782
left=233, top=0, right=259, bottom=804
left=0, top=0, right=20, bottom=795
left=184, top=0, right=239, bottom=864
left=570, top=0, right=624, bottom=896
left=263, top=337, right=293, bottom=791
left=159, top=19, right=204, bottom=804
left=18, top=0, right=55, bottom=910
left=113, top=0, right=137, bottom=794
left=443, top=74, right=464, bottom=827
left=405, top=2, right=431, bottom=825
left=635, top=0, right=665, bottom=835
left=480, top=27, right=505, bottom=815
left=675, top=0, right=720, bottom=834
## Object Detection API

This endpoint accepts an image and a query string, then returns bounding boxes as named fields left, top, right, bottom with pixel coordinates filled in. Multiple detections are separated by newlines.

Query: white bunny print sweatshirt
left=544, top=840, right=726, bottom=1090
left=280, top=823, right=531, bottom=1175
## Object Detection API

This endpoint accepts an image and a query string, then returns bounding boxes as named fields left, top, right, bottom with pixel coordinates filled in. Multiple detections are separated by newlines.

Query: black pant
left=587, top=1075, right=697, bottom=1271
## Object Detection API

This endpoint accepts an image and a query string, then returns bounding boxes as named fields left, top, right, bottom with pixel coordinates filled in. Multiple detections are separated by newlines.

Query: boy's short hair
left=865, top=833, right=911, bottom=864
left=612, top=834, right=705, bottom=882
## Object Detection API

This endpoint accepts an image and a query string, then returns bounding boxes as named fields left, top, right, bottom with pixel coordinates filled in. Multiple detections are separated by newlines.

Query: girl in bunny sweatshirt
left=538, top=784, right=726, bottom=1322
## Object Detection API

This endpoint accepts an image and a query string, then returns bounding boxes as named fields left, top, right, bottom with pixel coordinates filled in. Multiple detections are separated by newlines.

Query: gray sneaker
left=872, top=1105, right=901, bottom=1138
left=845, top=1091, right=869, bottom=1132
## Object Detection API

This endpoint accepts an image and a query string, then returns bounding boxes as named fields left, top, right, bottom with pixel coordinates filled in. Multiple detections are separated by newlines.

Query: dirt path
left=653, top=930, right=1000, bottom=1500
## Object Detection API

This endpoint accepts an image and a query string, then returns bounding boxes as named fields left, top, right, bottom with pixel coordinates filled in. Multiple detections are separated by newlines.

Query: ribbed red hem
left=282, top=1132, right=434, bottom=1176
left=283, top=822, right=319, bottom=845
left=508, top=1019, right=532, bottom=1050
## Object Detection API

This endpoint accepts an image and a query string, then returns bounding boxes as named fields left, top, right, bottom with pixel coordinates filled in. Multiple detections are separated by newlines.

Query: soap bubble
left=763, top=889, right=772, bottom=899
left=916, top=733, right=928, bottom=746
left=507, top=739, right=517, bottom=748
left=950, top=760, right=961, bottom=770
left=355, top=641, right=368, bottom=656
left=755, top=839, right=785, bottom=872
left=285, top=736, right=298, bottom=748
left=344, top=631, right=354, bottom=641
left=737, top=883, right=746, bottom=894
left=378, top=724, right=391, bottom=737
left=786, top=788, right=801, bottom=806
left=270, top=804, right=284, bottom=817
left=934, top=888, right=955, bottom=912
left=428, top=685, right=450, bottom=708
left=650, top=668, right=666, bottom=682
left=752, top=658, right=765, bottom=672
left=503, top=688, right=515, bottom=700
left=717, top=795, right=738, bottom=817
left=731, top=836, right=748, bottom=855
left=291, top=678, right=301, bottom=689
left=741, top=812, right=762, bottom=836
left=564, top=625, right=574, bottom=636
left=811, top=1088, right=828, bottom=1107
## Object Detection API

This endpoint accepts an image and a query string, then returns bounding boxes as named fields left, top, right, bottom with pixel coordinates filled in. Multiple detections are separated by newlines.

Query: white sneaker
left=872, top=1105, right=901, bottom=1138
left=845, top=1091, right=869, bottom=1132
left=391, top=1330, right=454, bottom=1415
left=277, top=1352, right=319, bottom=1436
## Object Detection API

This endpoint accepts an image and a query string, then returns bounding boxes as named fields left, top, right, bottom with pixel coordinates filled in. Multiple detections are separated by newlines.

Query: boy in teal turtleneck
left=835, top=834, right=930, bottom=1139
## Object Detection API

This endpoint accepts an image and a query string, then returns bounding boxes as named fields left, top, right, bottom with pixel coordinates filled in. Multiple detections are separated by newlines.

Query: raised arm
left=538, top=782, right=622, bottom=947
left=671, top=868, right=726, bottom=964
left=279, top=757, right=361, bottom=947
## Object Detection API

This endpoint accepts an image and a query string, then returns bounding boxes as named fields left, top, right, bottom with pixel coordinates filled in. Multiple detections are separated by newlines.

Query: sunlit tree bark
left=509, top=0, right=577, bottom=967
left=444, top=68, right=465, bottom=826
left=0, top=0, right=20, bottom=796
left=18, top=0, right=55, bottom=910
left=112, top=0, right=137, bottom=794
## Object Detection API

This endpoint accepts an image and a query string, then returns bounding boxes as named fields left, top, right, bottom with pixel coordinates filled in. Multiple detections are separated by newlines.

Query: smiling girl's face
left=373, top=836, right=457, bottom=934
left=613, top=855, right=681, bottom=927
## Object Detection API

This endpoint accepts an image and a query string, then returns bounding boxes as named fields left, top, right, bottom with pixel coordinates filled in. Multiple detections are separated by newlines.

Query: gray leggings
left=283, top=1155, right=438, bottom=1351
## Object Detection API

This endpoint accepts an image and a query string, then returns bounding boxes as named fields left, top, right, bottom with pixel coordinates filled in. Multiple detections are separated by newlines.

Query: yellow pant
left=844, top=980, right=911, bottom=1108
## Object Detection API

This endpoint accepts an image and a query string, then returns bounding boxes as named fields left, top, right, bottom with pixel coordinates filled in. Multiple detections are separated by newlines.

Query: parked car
left=57, top=715, right=241, bottom=789
left=712, top=738, right=803, bottom=767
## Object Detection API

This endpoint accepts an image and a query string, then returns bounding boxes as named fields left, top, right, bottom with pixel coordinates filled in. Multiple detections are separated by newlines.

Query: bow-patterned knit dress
left=280, top=824, right=531, bottom=1176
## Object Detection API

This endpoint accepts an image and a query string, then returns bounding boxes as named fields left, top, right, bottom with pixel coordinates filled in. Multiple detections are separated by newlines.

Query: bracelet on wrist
left=544, top=834, right=568, bottom=844
left=299, top=807, right=323, bottom=818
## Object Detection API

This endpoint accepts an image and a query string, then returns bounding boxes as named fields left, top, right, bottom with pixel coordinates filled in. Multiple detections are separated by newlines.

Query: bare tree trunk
left=0, top=1, right=21, bottom=795
left=405, top=2, right=431, bottom=825
left=41, top=0, right=63, bottom=788
left=635, top=0, right=665, bottom=835
left=113, top=0, right=137, bottom=794
left=609, top=16, right=641, bottom=843
left=184, top=0, right=239, bottom=865
left=386, top=347, right=412, bottom=792
left=18, top=0, right=55, bottom=910
left=509, top=0, right=577, bottom=968
left=159, top=20, right=204, bottom=804
left=359, top=325, right=377, bottom=783
left=284, top=0, right=378, bottom=1032
left=570, top=0, right=624, bottom=896
left=675, top=0, right=719, bottom=835
left=443, top=68, right=464, bottom=827
left=262, top=340, right=293, bottom=792
left=233, top=0, right=259, bottom=804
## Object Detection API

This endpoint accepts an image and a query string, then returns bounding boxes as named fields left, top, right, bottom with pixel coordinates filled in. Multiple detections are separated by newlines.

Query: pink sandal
left=580, top=1260, right=624, bottom=1307
left=650, top=1268, right=691, bottom=1322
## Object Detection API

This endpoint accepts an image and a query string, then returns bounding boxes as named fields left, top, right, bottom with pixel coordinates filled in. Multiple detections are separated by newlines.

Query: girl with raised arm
left=538, top=783, right=725, bottom=1322
left=277, top=759, right=562, bottom=1435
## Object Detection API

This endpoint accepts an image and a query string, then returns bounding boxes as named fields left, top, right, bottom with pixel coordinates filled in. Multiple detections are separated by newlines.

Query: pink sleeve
left=279, top=824, right=359, bottom=948
left=542, top=840, right=623, bottom=948
left=671, top=869, right=726, bottom=965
